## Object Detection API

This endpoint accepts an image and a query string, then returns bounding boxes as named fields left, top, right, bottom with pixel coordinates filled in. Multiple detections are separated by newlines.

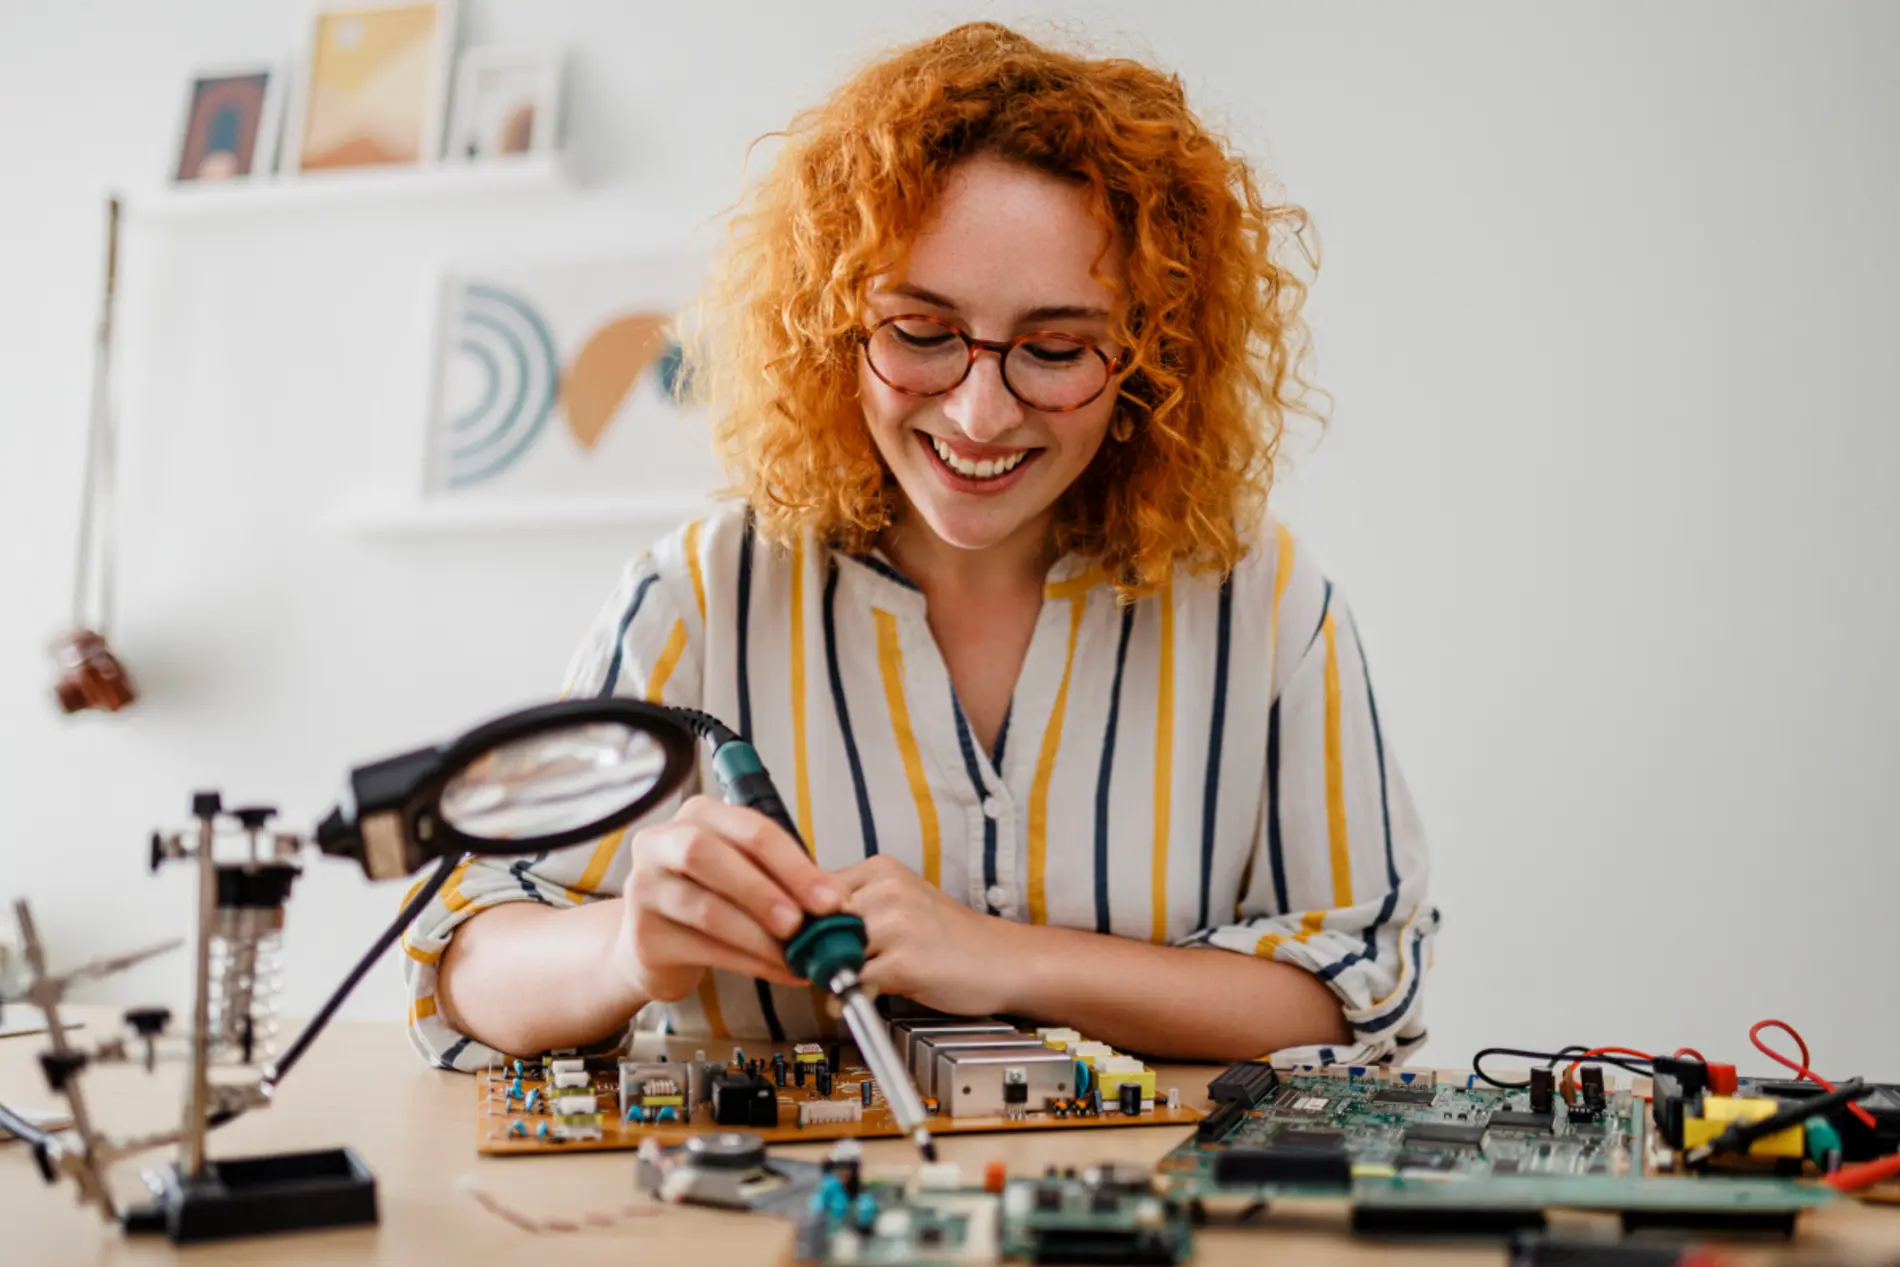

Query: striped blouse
left=403, top=502, right=1439, bottom=1071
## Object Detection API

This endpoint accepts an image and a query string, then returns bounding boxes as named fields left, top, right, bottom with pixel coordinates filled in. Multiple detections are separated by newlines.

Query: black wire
left=1472, top=1046, right=1655, bottom=1090
left=265, top=853, right=457, bottom=1089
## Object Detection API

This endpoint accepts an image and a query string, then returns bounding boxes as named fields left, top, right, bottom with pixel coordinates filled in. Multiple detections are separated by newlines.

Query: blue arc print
left=439, top=283, right=560, bottom=489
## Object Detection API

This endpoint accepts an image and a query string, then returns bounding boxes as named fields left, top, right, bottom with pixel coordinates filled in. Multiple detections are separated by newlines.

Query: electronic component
left=999, top=1169, right=1189, bottom=1265
left=939, top=1050, right=1072, bottom=1119
left=1274, top=1128, right=1344, bottom=1151
left=1119, top=1082, right=1142, bottom=1117
left=1580, top=1066, right=1606, bottom=1116
left=637, top=1132, right=825, bottom=1217
left=799, top=1100, right=864, bottom=1128
left=1212, top=1147, right=1352, bottom=1188
left=711, top=1071, right=778, bottom=1128
left=1403, top=1122, right=1486, bottom=1149
left=890, top=1019, right=1014, bottom=1069
left=1488, top=1110, right=1554, bottom=1132
left=1371, top=1087, right=1437, bottom=1106
left=1528, top=1068, right=1554, bottom=1115
left=1095, top=1056, right=1157, bottom=1109
left=914, top=1034, right=1045, bottom=1096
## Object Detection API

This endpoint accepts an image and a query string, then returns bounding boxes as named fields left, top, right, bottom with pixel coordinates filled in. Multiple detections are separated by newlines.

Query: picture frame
left=415, top=248, right=721, bottom=512
left=444, top=46, right=563, bottom=163
left=169, top=64, right=286, bottom=182
left=279, top=0, right=459, bottom=176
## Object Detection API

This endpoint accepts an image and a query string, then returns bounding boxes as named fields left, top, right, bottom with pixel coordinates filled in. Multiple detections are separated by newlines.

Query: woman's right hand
left=618, top=795, right=843, bottom=1003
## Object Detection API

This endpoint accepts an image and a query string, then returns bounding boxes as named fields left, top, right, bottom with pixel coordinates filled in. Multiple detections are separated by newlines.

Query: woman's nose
left=940, top=351, right=1026, bottom=443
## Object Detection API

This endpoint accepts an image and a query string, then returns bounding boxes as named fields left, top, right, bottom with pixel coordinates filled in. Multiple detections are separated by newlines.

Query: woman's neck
left=877, top=509, right=1059, bottom=598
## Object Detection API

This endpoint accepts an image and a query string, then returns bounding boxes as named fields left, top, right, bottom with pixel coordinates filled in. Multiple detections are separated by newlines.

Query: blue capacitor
left=1075, top=1060, right=1092, bottom=1098
left=625, top=1103, right=643, bottom=1123
left=658, top=1106, right=677, bottom=1123
left=536, top=1122, right=549, bottom=1139
left=853, top=1192, right=878, bottom=1227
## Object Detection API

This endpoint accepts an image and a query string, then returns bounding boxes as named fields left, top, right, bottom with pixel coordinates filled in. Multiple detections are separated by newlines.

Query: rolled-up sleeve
left=403, top=538, right=705, bottom=1070
left=1181, top=560, right=1438, bottom=1068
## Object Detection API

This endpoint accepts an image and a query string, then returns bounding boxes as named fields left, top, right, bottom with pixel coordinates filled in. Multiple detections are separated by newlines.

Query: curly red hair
left=688, top=21, right=1321, bottom=597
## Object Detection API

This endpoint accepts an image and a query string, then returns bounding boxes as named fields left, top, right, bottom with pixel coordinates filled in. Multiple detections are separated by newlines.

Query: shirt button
left=985, top=885, right=1008, bottom=908
left=981, top=796, right=1002, bottom=819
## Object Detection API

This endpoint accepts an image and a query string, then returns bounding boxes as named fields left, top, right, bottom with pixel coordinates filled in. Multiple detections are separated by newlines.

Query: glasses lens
left=867, top=317, right=969, bottom=395
left=1004, top=335, right=1109, bottom=411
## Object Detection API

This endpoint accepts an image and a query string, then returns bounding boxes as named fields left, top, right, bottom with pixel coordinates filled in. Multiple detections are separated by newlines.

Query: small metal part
left=684, top=1131, right=766, bottom=1169
left=939, top=1049, right=1072, bottom=1118
left=888, top=1018, right=1014, bottom=1069
left=917, top=1036, right=1046, bottom=1098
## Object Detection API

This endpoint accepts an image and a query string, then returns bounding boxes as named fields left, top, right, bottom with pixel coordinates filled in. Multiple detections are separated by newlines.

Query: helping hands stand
left=8, top=794, right=376, bottom=1243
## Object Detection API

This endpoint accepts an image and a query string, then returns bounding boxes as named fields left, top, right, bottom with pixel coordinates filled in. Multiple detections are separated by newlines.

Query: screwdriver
left=675, top=709, right=938, bottom=1163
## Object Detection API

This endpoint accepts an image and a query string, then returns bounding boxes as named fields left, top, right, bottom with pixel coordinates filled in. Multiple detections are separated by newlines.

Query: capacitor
left=817, top=1066, right=833, bottom=1098
left=773, top=1052, right=789, bottom=1087
left=1166, top=1087, right=1181, bottom=1111
left=733, top=1046, right=746, bottom=1068
left=1529, top=1067, right=1554, bottom=1114
left=861, top=1079, right=874, bottom=1107
left=1119, top=1082, right=1141, bottom=1116
left=795, top=1060, right=808, bottom=1088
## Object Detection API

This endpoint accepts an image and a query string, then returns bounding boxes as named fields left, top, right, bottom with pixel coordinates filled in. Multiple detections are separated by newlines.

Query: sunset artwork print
left=297, top=4, right=443, bottom=171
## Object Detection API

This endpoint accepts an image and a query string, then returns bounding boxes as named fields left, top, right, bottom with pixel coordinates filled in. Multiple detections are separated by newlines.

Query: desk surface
left=6, top=1010, right=1899, bottom=1266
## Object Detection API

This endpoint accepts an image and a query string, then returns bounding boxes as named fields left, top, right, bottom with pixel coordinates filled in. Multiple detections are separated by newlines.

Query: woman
left=406, top=22, right=1437, bottom=1070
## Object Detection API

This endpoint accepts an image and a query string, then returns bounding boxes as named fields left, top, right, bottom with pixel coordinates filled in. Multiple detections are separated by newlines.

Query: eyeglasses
left=860, top=314, right=1127, bottom=413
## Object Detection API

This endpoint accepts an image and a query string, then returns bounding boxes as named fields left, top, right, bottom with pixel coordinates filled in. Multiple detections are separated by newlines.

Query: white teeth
left=930, top=436, right=1028, bottom=480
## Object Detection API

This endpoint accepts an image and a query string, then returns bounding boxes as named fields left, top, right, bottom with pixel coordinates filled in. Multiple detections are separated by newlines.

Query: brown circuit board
left=475, top=1042, right=1204, bottom=1157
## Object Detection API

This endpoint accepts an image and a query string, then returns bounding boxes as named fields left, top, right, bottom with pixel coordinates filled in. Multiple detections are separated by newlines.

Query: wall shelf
left=132, top=153, right=575, bottom=222
left=327, top=491, right=714, bottom=536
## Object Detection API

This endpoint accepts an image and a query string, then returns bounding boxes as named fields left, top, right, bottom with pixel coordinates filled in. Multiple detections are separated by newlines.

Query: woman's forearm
left=989, top=921, right=1350, bottom=1062
left=435, top=899, right=649, bottom=1057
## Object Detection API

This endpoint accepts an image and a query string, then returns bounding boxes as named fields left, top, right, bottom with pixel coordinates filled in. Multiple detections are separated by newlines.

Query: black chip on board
left=1274, top=1128, right=1345, bottom=1151
left=1371, top=1087, right=1438, bottom=1106
left=1403, top=1122, right=1486, bottom=1149
left=1493, top=1160, right=1522, bottom=1174
left=1488, top=1111, right=1554, bottom=1132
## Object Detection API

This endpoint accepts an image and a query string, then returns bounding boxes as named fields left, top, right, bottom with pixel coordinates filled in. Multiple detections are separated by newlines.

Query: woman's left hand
left=829, top=855, right=1016, bottom=1016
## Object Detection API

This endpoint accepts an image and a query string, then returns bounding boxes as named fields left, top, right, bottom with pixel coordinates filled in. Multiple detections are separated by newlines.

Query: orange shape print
left=561, top=313, right=672, bottom=451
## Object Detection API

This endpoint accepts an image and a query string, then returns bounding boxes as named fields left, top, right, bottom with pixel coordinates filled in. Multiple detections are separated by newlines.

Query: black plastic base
left=121, top=1148, right=378, bottom=1243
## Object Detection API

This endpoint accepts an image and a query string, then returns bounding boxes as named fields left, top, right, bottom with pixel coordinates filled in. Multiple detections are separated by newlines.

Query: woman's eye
left=1022, top=340, right=1087, bottom=364
left=892, top=324, right=956, bottom=348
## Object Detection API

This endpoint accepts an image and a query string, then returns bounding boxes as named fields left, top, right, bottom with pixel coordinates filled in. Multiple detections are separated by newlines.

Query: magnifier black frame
left=417, top=697, right=699, bottom=858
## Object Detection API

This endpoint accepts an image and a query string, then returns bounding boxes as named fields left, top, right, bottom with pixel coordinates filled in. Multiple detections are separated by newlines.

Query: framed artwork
left=445, top=47, right=562, bottom=162
left=421, top=251, right=722, bottom=507
left=282, top=0, right=458, bottom=174
left=170, top=65, right=285, bottom=181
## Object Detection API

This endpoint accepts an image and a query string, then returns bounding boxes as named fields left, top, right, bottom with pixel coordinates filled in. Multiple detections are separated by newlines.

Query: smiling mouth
left=924, top=434, right=1037, bottom=480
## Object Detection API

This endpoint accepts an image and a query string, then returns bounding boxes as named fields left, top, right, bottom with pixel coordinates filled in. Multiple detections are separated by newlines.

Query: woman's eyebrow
left=886, top=281, right=1109, bottom=323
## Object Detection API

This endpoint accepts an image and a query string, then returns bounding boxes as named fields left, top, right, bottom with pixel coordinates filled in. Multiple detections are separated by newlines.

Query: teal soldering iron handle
left=686, top=715, right=936, bottom=1159
left=706, top=738, right=867, bottom=986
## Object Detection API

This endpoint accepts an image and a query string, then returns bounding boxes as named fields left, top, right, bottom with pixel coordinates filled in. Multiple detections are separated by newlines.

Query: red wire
left=1673, top=1047, right=1707, bottom=1062
left=1825, top=1151, right=1900, bottom=1193
left=1749, top=1019, right=1878, bottom=1131
left=1563, top=1046, right=1655, bottom=1081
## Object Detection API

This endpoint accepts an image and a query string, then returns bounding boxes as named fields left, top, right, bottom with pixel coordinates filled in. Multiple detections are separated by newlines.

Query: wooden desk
left=5, top=1010, right=1898, bottom=1266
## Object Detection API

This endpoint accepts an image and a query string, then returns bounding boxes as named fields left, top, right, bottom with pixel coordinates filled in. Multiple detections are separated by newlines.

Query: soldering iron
left=669, top=708, right=939, bottom=1163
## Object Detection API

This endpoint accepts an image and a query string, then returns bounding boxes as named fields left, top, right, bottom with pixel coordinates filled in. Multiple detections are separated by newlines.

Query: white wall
left=3, top=1, right=1896, bottom=1077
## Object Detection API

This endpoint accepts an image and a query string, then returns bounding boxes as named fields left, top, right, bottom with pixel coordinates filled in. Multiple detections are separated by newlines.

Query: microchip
left=1402, top=1122, right=1486, bottom=1149
left=1488, top=1111, right=1553, bottom=1132
left=1371, top=1087, right=1438, bottom=1106
left=1277, top=1092, right=1332, bottom=1116
left=1274, top=1128, right=1345, bottom=1151
left=1493, top=1160, right=1522, bottom=1174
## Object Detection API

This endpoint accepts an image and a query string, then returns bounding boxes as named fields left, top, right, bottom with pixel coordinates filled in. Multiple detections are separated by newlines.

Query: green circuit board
left=788, top=1167, right=1192, bottom=1265
left=1158, top=1069, right=1837, bottom=1236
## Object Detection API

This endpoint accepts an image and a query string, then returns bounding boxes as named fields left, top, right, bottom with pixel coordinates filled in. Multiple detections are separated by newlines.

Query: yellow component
left=1097, top=1069, right=1158, bottom=1104
left=793, top=1046, right=825, bottom=1064
left=1682, top=1096, right=1805, bottom=1159
left=1352, top=1164, right=1397, bottom=1179
left=640, top=1094, right=684, bottom=1108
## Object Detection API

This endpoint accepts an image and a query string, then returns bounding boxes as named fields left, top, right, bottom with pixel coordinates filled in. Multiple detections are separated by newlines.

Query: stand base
left=122, top=1148, right=378, bottom=1243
